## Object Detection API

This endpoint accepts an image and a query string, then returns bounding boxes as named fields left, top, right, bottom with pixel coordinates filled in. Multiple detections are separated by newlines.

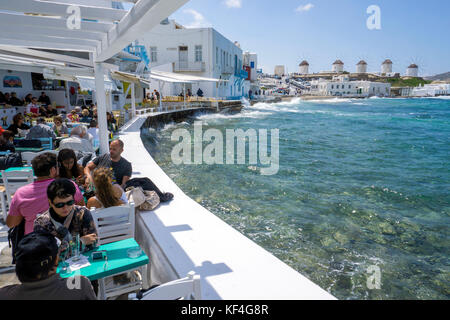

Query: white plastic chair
left=21, top=150, right=58, bottom=166
left=1, top=169, right=34, bottom=208
left=129, top=271, right=202, bottom=300
left=21, top=152, right=38, bottom=166
left=90, top=203, right=147, bottom=300
left=90, top=203, right=135, bottom=245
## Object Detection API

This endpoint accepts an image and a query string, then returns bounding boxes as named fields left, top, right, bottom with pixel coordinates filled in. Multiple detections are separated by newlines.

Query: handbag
left=0, top=152, right=23, bottom=170
left=126, top=186, right=160, bottom=211
left=139, top=190, right=160, bottom=211
left=7, top=219, right=26, bottom=264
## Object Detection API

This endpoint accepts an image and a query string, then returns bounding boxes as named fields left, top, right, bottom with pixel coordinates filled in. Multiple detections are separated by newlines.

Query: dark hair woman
left=24, top=94, right=32, bottom=104
left=0, top=130, right=15, bottom=152
left=7, top=114, right=30, bottom=136
left=87, top=167, right=125, bottom=209
left=106, top=112, right=117, bottom=132
left=57, top=149, right=85, bottom=186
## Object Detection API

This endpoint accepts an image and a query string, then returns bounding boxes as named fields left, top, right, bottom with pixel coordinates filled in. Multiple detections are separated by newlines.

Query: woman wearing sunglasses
left=34, top=178, right=98, bottom=252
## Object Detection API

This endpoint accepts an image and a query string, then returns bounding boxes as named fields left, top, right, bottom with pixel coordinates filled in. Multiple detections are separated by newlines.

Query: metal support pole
left=65, top=81, right=71, bottom=110
left=159, top=81, right=162, bottom=112
left=183, top=83, right=186, bottom=110
left=131, top=83, right=136, bottom=118
left=94, top=62, right=109, bottom=155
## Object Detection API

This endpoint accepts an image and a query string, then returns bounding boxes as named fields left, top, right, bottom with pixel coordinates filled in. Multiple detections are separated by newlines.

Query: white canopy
left=76, top=76, right=118, bottom=92
left=0, top=0, right=190, bottom=155
left=0, top=0, right=189, bottom=62
left=150, top=70, right=225, bottom=83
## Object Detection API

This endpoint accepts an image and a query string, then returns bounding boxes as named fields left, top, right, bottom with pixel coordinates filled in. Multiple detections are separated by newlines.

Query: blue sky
left=130, top=0, right=450, bottom=76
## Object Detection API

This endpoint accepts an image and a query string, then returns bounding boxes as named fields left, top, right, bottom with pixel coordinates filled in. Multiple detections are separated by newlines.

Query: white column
left=94, top=62, right=109, bottom=155
left=131, top=83, right=136, bottom=117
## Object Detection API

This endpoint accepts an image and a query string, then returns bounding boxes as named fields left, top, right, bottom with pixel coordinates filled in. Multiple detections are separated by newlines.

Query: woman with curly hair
left=87, top=167, right=127, bottom=209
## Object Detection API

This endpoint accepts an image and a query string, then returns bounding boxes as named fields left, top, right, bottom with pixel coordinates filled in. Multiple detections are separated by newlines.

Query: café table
left=0, top=167, right=34, bottom=178
left=15, top=147, right=45, bottom=153
left=57, top=238, right=149, bottom=300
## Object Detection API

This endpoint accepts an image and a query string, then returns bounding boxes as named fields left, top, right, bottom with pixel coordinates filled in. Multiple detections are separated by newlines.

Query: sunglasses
left=53, top=200, right=75, bottom=209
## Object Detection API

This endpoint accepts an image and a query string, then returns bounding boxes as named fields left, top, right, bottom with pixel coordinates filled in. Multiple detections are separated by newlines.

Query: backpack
left=15, top=139, right=42, bottom=148
left=7, top=219, right=26, bottom=264
left=0, top=152, right=23, bottom=170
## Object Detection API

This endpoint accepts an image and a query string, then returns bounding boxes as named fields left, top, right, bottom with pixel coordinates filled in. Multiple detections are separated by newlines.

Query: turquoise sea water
left=141, top=97, right=450, bottom=300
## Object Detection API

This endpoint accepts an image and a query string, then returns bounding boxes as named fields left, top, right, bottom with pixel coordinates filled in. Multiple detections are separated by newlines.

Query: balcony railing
left=240, top=69, right=249, bottom=79
left=221, top=65, right=234, bottom=75
left=173, top=61, right=206, bottom=72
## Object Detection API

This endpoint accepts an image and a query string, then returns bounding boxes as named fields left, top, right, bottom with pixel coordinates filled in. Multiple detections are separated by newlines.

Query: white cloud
left=295, top=3, right=314, bottom=12
left=224, top=0, right=242, bottom=8
left=183, top=9, right=211, bottom=28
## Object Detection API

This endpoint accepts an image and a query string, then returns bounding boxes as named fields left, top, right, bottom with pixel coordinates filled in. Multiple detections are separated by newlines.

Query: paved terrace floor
left=120, top=115, right=336, bottom=300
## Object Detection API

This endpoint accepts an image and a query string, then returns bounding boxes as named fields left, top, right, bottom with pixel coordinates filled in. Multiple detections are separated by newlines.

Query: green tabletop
left=57, top=238, right=149, bottom=281
left=0, top=167, right=34, bottom=177
left=15, top=147, right=45, bottom=152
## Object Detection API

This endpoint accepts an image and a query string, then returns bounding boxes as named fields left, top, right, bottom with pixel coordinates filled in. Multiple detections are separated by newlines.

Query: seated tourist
left=6, top=153, right=85, bottom=235
left=25, top=118, right=56, bottom=140
left=0, top=231, right=97, bottom=300
left=59, top=125, right=94, bottom=153
left=106, top=112, right=117, bottom=132
left=4, top=92, right=11, bottom=104
left=7, top=114, right=30, bottom=136
left=85, top=140, right=132, bottom=189
left=67, top=109, right=79, bottom=122
left=87, top=119, right=99, bottom=143
left=80, top=109, right=92, bottom=123
left=58, top=148, right=85, bottom=186
left=53, top=116, right=68, bottom=137
left=9, top=92, right=23, bottom=106
left=87, top=167, right=127, bottom=209
left=26, top=97, right=39, bottom=115
left=46, top=104, right=58, bottom=117
left=38, top=92, right=51, bottom=106
left=86, top=104, right=94, bottom=118
left=39, top=105, right=49, bottom=117
left=34, top=178, right=98, bottom=249
left=0, top=130, right=15, bottom=152
left=24, top=93, right=32, bottom=105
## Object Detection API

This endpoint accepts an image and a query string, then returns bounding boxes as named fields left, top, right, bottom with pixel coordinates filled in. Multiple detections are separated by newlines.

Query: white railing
left=221, top=65, right=234, bottom=74
left=173, top=61, right=206, bottom=72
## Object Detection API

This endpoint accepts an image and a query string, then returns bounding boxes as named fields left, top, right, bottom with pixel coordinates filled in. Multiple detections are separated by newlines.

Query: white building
left=243, top=51, right=259, bottom=93
left=310, top=75, right=391, bottom=97
left=299, top=61, right=309, bottom=74
left=406, top=64, right=419, bottom=77
left=138, top=19, right=249, bottom=99
left=382, top=59, right=393, bottom=74
left=274, top=65, right=285, bottom=77
left=411, top=83, right=450, bottom=97
left=356, top=60, right=367, bottom=74
left=332, top=60, right=344, bottom=73
left=243, top=52, right=258, bottom=82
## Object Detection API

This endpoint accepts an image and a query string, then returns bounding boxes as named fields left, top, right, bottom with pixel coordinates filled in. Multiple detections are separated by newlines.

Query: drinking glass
left=71, top=234, right=81, bottom=261
left=59, top=249, right=69, bottom=274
